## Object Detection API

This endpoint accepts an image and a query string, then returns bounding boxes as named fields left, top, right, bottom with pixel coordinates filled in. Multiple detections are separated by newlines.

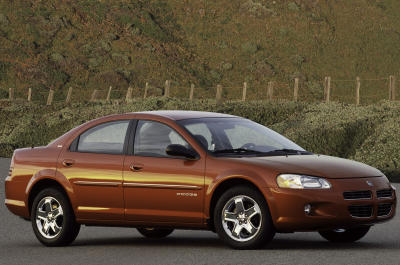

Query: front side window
left=77, top=120, right=130, bottom=154
left=134, top=120, right=190, bottom=158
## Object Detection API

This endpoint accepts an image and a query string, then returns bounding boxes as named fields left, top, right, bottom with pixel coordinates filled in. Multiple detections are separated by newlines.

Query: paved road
left=0, top=158, right=399, bottom=265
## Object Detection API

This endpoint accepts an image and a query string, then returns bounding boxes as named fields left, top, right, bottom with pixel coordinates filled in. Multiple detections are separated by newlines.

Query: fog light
left=304, top=204, right=312, bottom=215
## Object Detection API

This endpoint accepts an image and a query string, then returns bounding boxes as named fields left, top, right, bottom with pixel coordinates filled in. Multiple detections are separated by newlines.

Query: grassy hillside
left=1, top=0, right=400, bottom=102
left=0, top=99, right=399, bottom=182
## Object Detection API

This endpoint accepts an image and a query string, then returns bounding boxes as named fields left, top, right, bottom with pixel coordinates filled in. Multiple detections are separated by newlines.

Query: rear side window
left=77, top=120, right=130, bottom=154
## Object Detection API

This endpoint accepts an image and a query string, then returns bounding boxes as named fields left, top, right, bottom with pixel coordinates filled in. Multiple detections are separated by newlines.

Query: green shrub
left=0, top=99, right=399, bottom=182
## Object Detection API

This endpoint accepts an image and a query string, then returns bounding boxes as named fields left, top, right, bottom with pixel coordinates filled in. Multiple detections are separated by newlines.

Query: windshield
left=178, top=117, right=307, bottom=156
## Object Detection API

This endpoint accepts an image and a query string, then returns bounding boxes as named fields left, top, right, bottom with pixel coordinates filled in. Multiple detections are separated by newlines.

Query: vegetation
left=1, top=1, right=400, bottom=102
left=0, top=99, right=399, bottom=182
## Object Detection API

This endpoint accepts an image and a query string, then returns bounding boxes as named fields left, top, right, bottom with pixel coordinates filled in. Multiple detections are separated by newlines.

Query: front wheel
left=318, top=226, right=371, bottom=243
left=137, top=228, right=174, bottom=238
left=214, top=186, right=275, bottom=249
left=31, top=187, right=80, bottom=247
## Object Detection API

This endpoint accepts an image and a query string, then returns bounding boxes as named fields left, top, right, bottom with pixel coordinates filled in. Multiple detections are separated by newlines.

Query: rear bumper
left=4, top=177, right=30, bottom=218
left=266, top=176, right=396, bottom=232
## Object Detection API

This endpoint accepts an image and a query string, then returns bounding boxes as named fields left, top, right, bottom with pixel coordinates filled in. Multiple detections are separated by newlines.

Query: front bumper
left=266, top=176, right=397, bottom=232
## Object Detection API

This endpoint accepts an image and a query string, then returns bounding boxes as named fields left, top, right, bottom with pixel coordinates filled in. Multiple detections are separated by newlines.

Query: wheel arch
left=207, top=177, right=270, bottom=231
left=26, top=170, right=76, bottom=218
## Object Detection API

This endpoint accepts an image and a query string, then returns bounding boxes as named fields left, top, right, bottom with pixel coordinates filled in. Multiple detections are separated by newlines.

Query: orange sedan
left=4, top=111, right=397, bottom=249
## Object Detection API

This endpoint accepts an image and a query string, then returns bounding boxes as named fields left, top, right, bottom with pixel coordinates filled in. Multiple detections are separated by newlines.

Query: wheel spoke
left=223, top=211, right=237, bottom=223
left=50, top=222, right=61, bottom=234
left=36, top=210, right=47, bottom=221
left=42, top=221, right=50, bottom=235
left=52, top=207, right=63, bottom=218
left=234, top=198, right=245, bottom=214
left=232, top=222, right=243, bottom=239
left=245, top=206, right=259, bottom=219
left=243, top=222, right=257, bottom=235
left=44, top=198, right=53, bottom=212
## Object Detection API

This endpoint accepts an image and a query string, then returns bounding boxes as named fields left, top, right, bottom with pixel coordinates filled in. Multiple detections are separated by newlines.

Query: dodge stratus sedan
left=4, top=111, right=397, bottom=249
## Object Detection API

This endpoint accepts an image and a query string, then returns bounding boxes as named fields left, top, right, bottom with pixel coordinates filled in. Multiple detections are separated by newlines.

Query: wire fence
left=0, top=76, right=396, bottom=105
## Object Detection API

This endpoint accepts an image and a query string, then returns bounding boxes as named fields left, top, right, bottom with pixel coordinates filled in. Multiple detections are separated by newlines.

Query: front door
left=58, top=120, right=130, bottom=221
left=123, top=120, right=205, bottom=225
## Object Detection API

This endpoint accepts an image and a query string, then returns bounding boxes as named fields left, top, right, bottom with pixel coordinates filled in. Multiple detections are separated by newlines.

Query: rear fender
left=25, top=169, right=77, bottom=212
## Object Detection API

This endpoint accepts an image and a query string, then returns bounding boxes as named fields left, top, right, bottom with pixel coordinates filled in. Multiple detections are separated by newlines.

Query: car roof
left=131, top=110, right=238, bottom=121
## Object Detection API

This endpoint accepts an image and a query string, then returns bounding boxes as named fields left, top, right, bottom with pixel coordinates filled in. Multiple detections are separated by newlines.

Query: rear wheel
left=319, top=226, right=371, bottom=243
left=214, top=186, right=275, bottom=249
left=137, top=228, right=174, bottom=238
left=31, top=187, right=80, bottom=246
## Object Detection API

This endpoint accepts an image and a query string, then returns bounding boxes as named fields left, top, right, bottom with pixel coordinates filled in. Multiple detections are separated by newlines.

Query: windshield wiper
left=266, top=148, right=312, bottom=155
left=213, top=148, right=264, bottom=155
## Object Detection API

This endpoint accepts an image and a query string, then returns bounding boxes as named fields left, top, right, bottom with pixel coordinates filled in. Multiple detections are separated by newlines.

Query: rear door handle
left=62, top=159, right=75, bottom=167
left=130, top=163, right=144, bottom=171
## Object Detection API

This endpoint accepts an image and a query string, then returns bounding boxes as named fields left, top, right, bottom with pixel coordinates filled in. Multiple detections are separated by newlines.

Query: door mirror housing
left=166, top=144, right=198, bottom=160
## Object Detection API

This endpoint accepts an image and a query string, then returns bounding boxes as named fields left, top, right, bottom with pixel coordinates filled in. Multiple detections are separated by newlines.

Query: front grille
left=343, top=190, right=372, bottom=200
left=377, top=203, right=392, bottom=216
left=376, top=189, right=393, bottom=199
left=348, top=205, right=373, bottom=218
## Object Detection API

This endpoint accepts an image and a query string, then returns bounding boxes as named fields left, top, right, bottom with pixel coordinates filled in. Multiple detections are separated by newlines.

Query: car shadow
left=69, top=236, right=400, bottom=250
left=72, top=235, right=225, bottom=248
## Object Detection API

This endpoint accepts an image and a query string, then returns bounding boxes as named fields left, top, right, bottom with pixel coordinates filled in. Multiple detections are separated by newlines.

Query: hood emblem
left=366, top=181, right=374, bottom=187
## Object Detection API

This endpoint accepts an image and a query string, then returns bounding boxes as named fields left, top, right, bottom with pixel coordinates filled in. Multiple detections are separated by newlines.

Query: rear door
left=58, top=120, right=131, bottom=221
left=122, top=120, right=205, bottom=225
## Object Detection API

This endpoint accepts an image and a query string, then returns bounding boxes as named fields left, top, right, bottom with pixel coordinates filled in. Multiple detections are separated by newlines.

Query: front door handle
left=62, top=159, right=75, bottom=167
left=130, top=163, right=144, bottom=171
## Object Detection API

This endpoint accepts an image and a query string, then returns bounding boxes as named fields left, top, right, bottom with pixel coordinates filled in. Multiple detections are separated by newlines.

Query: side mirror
left=166, top=144, right=198, bottom=160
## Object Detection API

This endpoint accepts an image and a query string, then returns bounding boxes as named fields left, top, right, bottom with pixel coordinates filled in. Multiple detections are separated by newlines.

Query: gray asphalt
left=0, top=157, right=399, bottom=265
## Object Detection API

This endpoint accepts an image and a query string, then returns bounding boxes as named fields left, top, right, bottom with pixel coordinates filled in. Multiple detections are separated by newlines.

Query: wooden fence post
left=66, top=87, right=73, bottom=103
left=189, top=84, right=194, bottom=101
left=355, top=77, right=360, bottom=106
left=9, top=88, right=14, bottom=101
left=324, top=76, right=331, bottom=103
left=294, top=78, right=299, bottom=102
left=242, top=82, right=247, bottom=101
left=216, top=85, right=222, bottom=104
left=90, top=89, right=98, bottom=102
left=125, top=87, right=133, bottom=102
left=27, top=88, right=32, bottom=102
left=46, top=89, right=54, bottom=106
left=267, top=81, right=274, bottom=100
left=144, top=82, right=149, bottom=99
left=389, top=75, right=396, bottom=101
left=164, top=80, right=170, bottom=97
left=106, top=86, right=112, bottom=102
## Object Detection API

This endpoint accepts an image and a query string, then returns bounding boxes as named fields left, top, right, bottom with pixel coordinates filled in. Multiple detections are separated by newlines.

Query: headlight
left=277, top=174, right=331, bottom=189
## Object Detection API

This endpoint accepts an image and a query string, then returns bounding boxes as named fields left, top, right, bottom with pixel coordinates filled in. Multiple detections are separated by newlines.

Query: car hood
left=237, top=154, right=383, bottom=179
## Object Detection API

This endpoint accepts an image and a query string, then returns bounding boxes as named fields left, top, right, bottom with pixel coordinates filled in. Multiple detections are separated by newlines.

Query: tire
left=319, top=226, right=371, bottom=243
left=31, top=187, right=80, bottom=247
left=137, top=228, right=174, bottom=238
left=214, top=186, right=275, bottom=249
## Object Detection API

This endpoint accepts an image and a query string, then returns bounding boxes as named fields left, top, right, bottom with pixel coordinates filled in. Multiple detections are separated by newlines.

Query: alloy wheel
left=35, top=196, right=64, bottom=239
left=221, top=195, right=262, bottom=242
